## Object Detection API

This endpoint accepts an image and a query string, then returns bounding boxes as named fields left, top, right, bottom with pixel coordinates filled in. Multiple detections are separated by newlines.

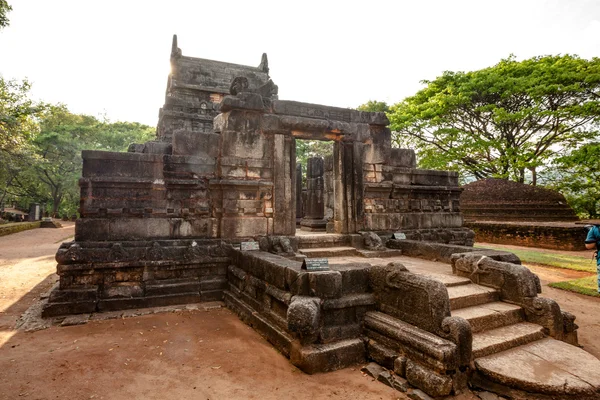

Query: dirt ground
left=0, top=225, right=403, bottom=400
left=0, top=228, right=598, bottom=400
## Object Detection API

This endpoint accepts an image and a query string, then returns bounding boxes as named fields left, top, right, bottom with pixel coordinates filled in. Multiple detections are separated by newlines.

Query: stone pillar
left=296, top=163, right=303, bottom=226
left=300, top=157, right=326, bottom=231
left=324, top=155, right=334, bottom=232
left=28, top=203, right=40, bottom=221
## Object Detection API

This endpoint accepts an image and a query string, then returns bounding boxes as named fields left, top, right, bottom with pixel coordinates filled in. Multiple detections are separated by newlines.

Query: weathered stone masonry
left=41, top=36, right=600, bottom=399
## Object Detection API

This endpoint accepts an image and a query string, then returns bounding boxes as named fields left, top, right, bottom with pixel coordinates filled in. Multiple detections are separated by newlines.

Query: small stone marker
left=240, top=241, right=259, bottom=251
left=392, top=232, right=406, bottom=240
left=301, top=258, right=329, bottom=271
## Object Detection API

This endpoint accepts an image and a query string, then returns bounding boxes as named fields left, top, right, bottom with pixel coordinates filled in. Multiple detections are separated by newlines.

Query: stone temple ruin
left=43, top=36, right=600, bottom=399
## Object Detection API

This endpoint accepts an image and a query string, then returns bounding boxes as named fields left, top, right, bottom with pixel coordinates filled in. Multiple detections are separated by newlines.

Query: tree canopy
left=0, top=79, right=155, bottom=216
left=0, top=0, right=11, bottom=29
left=542, top=142, right=600, bottom=218
left=388, top=55, right=600, bottom=183
left=357, top=100, right=390, bottom=113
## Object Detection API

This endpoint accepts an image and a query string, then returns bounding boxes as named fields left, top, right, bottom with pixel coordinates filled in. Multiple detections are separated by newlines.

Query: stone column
left=296, top=163, right=303, bottom=226
left=300, top=157, right=326, bottom=231
left=324, top=155, right=334, bottom=232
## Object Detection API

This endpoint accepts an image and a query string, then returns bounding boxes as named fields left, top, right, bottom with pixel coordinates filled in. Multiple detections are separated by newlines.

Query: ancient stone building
left=155, top=35, right=273, bottom=141
left=42, top=36, right=600, bottom=399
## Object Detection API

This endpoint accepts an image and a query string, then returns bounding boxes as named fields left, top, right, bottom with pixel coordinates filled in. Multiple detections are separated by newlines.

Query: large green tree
left=388, top=55, right=600, bottom=183
left=542, top=142, right=600, bottom=218
left=31, top=106, right=155, bottom=215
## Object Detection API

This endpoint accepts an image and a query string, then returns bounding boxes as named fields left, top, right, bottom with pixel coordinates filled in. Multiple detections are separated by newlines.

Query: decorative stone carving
left=362, top=231, right=384, bottom=250
left=56, top=243, right=83, bottom=264
left=109, top=243, right=128, bottom=262
left=146, top=242, right=163, bottom=261
left=369, top=262, right=451, bottom=335
left=287, top=296, right=320, bottom=342
left=229, top=76, right=249, bottom=95
left=184, top=241, right=206, bottom=261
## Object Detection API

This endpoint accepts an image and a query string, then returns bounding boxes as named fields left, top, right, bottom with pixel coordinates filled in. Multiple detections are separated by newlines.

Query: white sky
left=1, top=0, right=599, bottom=127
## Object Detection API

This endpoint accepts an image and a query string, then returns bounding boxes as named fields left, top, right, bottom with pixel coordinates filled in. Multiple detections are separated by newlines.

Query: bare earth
left=0, top=228, right=598, bottom=400
left=0, top=225, right=402, bottom=400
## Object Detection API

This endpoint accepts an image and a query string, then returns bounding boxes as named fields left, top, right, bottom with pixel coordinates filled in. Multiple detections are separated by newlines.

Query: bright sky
left=1, top=0, right=599, bottom=127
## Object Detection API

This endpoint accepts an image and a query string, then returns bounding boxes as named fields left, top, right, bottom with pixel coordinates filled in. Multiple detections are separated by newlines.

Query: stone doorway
left=292, top=135, right=364, bottom=235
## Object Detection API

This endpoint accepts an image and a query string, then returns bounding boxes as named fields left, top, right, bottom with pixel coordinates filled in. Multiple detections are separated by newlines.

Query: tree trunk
left=529, top=166, right=537, bottom=186
left=517, top=168, right=525, bottom=183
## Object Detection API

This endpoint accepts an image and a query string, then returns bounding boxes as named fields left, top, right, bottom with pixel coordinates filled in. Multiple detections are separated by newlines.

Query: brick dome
left=460, top=178, right=578, bottom=222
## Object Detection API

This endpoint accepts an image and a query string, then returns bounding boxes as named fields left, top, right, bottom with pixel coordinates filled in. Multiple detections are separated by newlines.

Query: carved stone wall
left=156, top=35, right=273, bottom=141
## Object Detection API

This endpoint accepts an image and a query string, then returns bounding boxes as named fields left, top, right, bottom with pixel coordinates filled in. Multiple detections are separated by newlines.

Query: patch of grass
left=549, top=276, right=600, bottom=297
left=474, top=244, right=596, bottom=272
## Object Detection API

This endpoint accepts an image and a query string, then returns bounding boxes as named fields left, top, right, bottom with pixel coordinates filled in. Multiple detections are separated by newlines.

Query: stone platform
left=467, top=220, right=589, bottom=251
left=222, top=238, right=599, bottom=399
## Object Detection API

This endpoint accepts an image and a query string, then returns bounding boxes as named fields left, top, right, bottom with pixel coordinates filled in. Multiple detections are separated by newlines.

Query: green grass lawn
left=549, top=276, right=600, bottom=297
left=474, top=244, right=596, bottom=272
left=475, top=244, right=599, bottom=297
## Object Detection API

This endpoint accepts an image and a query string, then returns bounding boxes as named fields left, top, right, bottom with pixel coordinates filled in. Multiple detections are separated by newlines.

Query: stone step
left=447, top=284, right=500, bottom=311
left=299, top=246, right=359, bottom=258
left=356, top=249, right=403, bottom=258
left=475, top=338, right=600, bottom=397
left=296, top=234, right=351, bottom=249
left=451, top=301, right=525, bottom=333
left=472, top=322, right=545, bottom=359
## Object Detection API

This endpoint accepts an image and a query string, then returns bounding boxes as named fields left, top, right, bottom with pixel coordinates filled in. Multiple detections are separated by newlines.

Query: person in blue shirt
left=584, top=225, right=600, bottom=293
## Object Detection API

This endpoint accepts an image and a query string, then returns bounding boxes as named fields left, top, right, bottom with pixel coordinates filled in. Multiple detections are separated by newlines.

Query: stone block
left=220, top=217, right=268, bottom=238
left=406, top=360, right=453, bottom=397
left=263, top=261, right=287, bottom=290
left=290, top=338, right=365, bottom=374
left=361, top=362, right=385, bottom=379
left=172, top=130, right=220, bottom=157
left=286, top=268, right=309, bottom=296
left=308, top=270, right=342, bottom=299
left=368, top=339, right=397, bottom=369
left=102, top=283, right=144, bottom=299
left=389, top=148, right=416, bottom=168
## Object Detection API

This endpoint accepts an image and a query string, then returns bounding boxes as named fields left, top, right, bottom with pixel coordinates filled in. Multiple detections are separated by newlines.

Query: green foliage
left=0, top=0, right=11, bottom=29
left=0, top=81, right=155, bottom=216
left=388, top=55, right=600, bottom=183
left=541, top=142, right=600, bottom=218
left=29, top=105, right=155, bottom=215
left=0, top=77, right=43, bottom=153
left=296, top=139, right=333, bottom=168
left=357, top=100, right=390, bottom=113
left=0, top=77, right=45, bottom=208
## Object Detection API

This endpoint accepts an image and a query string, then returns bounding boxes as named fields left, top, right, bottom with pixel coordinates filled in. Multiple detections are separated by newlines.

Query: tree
left=542, top=142, right=600, bottom=219
left=0, top=77, right=45, bottom=209
left=388, top=55, right=600, bottom=183
left=32, top=106, right=155, bottom=215
left=0, top=0, right=11, bottom=29
left=357, top=100, right=390, bottom=113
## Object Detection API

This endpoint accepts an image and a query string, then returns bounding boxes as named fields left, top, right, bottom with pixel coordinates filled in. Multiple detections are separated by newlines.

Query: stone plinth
left=467, top=221, right=588, bottom=251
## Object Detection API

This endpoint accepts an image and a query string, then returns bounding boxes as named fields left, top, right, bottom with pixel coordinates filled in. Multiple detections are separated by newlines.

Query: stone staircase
left=446, top=276, right=600, bottom=398
left=448, top=282, right=545, bottom=358
left=296, top=233, right=402, bottom=259
left=296, top=234, right=360, bottom=258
